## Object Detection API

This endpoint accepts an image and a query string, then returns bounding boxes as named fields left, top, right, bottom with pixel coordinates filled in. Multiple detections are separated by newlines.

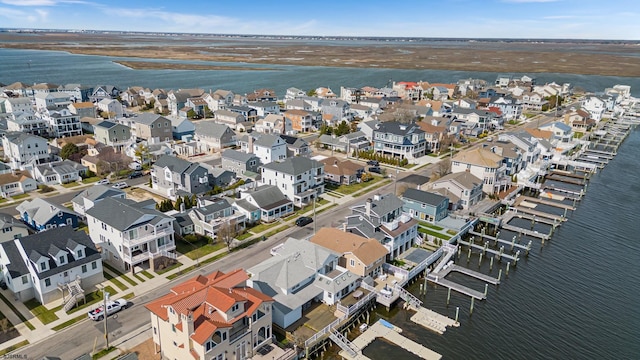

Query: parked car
left=112, top=182, right=129, bottom=189
left=295, top=216, right=313, bottom=227
left=368, top=167, right=382, bottom=174
left=96, top=179, right=110, bottom=185
left=128, top=171, right=143, bottom=179
left=367, top=160, right=379, bottom=166
left=87, top=299, right=128, bottom=321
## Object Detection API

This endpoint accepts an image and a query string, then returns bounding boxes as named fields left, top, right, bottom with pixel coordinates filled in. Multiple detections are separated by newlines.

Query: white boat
left=359, top=323, right=369, bottom=332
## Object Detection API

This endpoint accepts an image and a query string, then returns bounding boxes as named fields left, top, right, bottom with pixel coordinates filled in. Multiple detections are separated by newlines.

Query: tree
left=335, top=120, right=350, bottom=136
left=187, top=109, right=197, bottom=119
left=306, top=89, right=317, bottom=97
left=60, top=143, right=79, bottom=160
left=435, top=159, right=451, bottom=179
left=218, top=219, right=238, bottom=250
left=134, top=143, right=151, bottom=167
left=174, top=196, right=183, bottom=211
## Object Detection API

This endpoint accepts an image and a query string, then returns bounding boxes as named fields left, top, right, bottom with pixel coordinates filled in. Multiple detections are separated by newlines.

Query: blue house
left=16, top=198, right=79, bottom=232
left=401, top=188, right=449, bottom=223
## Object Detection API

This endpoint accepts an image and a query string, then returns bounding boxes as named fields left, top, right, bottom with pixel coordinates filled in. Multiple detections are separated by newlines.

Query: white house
left=250, top=133, right=287, bottom=165
left=260, top=157, right=324, bottom=207
left=2, top=132, right=50, bottom=170
left=97, top=98, right=124, bottom=118
left=581, top=96, right=612, bottom=122
left=71, top=184, right=126, bottom=218
left=86, top=197, right=176, bottom=272
left=451, top=147, right=509, bottom=194
left=0, top=227, right=103, bottom=305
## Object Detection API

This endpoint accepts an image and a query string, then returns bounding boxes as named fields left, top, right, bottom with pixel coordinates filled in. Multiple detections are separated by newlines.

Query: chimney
left=248, top=135, right=254, bottom=154
left=373, top=194, right=381, bottom=201
left=365, top=198, right=372, bottom=217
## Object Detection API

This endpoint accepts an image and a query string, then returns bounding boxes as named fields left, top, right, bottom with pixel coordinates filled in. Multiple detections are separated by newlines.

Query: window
left=40, top=262, right=46, bottom=271
left=82, top=264, right=87, bottom=273
left=231, top=303, right=239, bottom=312
left=59, top=255, right=65, bottom=264
left=45, top=278, right=51, bottom=287
left=91, top=261, right=97, bottom=270
left=22, top=275, right=28, bottom=284
left=349, top=259, right=355, bottom=267
left=171, top=324, right=176, bottom=332
left=77, top=249, right=83, bottom=258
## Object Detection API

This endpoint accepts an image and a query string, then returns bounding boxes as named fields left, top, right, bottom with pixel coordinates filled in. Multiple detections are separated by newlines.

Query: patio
left=286, top=302, right=340, bottom=345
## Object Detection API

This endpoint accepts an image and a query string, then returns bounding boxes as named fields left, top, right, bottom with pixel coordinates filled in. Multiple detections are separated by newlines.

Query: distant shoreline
left=1, top=32, right=639, bottom=77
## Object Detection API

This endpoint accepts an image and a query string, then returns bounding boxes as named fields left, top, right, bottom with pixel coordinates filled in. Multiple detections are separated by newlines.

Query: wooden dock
left=544, top=174, right=585, bottom=186
left=510, top=206, right=566, bottom=223
left=519, top=196, right=575, bottom=211
left=340, top=320, right=442, bottom=360
left=457, top=238, right=519, bottom=262
left=468, top=230, right=530, bottom=251
left=427, top=274, right=487, bottom=300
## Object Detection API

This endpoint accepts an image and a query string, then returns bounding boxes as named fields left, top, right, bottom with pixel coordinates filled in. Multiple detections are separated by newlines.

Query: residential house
left=538, top=121, right=573, bottom=143
left=93, top=121, right=132, bottom=151
left=89, top=85, right=121, bottom=103
left=247, top=237, right=354, bottom=328
left=97, top=98, right=124, bottom=118
left=193, top=121, right=236, bottom=152
left=221, top=149, right=261, bottom=177
left=57, top=84, right=93, bottom=102
left=185, top=97, right=208, bottom=116
left=246, top=88, right=277, bottom=102
left=358, top=120, right=379, bottom=141
left=130, top=113, right=173, bottom=142
left=284, top=99, right=313, bottom=112
left=372, top=122, right=426, bottom=160
left=236, top=185, right=293, bottom=223
left=145, top=269, right=274, bottom=360
left=227, top=106, right=258, bottom=123
left=247, top=101, right=280, bottom=117
left=0, top=171, right=38, bottom=198
left=208, top=167, right=235, bottom=188
left=563, top=110, right=595, bottom=132
left=250, top=134, right=287, bottom=165
left=483, top=141, right=524, bottom=176
left=0, top=213, right=29, bottom=243
left=2, top=97, right=33, bottom=113
left=284, top=109, right=314, bottom=133
left=520, top=92, right=548, bottom=111
left=2, top=82, right=30, bottom=97
left=213, top=109, right=246, bottom=129
left=489, top=96, right=522, bottom=120
left=451, top=147, right=509, bottom=194
left=318, top=131, right=369, bottom=153
left=168, top=89, right=204, bottom=116
left=86, top=197, right=176, bottom=271
left=345, top=193, right=419, bottom=260
left=349, top=103, right=374, bottom=121
left=32, top=160, right=87, bottom=185
left=417, top=120, right=446, bottom=153
left=35, top=92, right=71, bottom=111
left=310, top=228, right=388, bottom=279
left=429, top=171, right=484, bottom=210
left=339, top=86, right=359, bottom=102
left=401, top=188, right=449, bottom=223
left=392, top=81, right=423, bottom=101
left=6, top=111, right=49, bottom=136
left=255, top=114, right=290, bottom=135
left=498, top=131, right=541, bottom=165
left=151, top=155, right=212, bottom=198
left=2, top=132, right=50, bottom=170
left=169, top=116, right=196, bottom=140
left=41, top=108, right=83, bottom=138
left=320, top=99, right=351, bottom=122
left=16, top=198, right=80, bottom=232
left=581, top=95, right=612, bottom=121
left=68, top=102, right=96, bottom=119
left=0, top=227, right=103, bottom=304
left=71, top=184, right=126, bottom=218
left=81, top=145, right=132, bottom=175
left=186, top=198, right=246, bottom=239
left=319, top=157, right=364, bottom=185
left=280, top=135, right=310, bottom=157
left=260, top=157, right=324, bottom=207
left=449, top=108, right=500, bottom=133
left=285, top=87, right=306, bottom=100
left=203, top=89, right=234, bottom=111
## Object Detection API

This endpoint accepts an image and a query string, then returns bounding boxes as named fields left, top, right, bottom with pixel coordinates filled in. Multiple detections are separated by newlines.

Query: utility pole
left=99, top=284, right=110, bottom=349
left=313, top=196, right=317, bottom=235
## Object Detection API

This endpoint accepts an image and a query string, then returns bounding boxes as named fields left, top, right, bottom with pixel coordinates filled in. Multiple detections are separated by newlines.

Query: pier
left=427, top=273, right=487, bottom=300
left=339, top=320, right=442, bottom=360
left=468, top=230, right=530, bottom=251
left=518, top=196, right=575, bottom=211
left=409, top=307, right=460, bottom=335
left=544, top=174, right=586, bottom=186
left=456, top=238, right=519, bottom=263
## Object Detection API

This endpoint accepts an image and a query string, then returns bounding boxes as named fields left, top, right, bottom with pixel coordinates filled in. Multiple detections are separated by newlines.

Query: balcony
left=229, top=326, right=251, bottom=344
left=124, top=227, right=174, bottom=247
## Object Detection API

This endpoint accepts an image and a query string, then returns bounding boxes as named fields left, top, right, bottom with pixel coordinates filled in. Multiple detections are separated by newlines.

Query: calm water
left=1, top=48, right=640, bottom=96
left=1, top=47, right=639, bottom=359
left=365, top=129, right=640, bottom=359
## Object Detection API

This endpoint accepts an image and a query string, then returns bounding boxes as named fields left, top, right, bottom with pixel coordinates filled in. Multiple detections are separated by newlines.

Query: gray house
left=193, top=121, right=236, bottom=152
left=93, top=120, right=132, bottom=150
left=221, top=149, right=261, bottom=177
left=186, top=198, right=246, bottom=239
left=151, top=155, right=211, bottom=199
left=71, top=184, right=126, bottom=217
left=401, top=188, right=449, bottom=223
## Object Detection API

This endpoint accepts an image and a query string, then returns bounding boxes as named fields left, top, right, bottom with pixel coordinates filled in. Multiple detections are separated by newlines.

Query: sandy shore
left=1, top=32, right=639, bottom=77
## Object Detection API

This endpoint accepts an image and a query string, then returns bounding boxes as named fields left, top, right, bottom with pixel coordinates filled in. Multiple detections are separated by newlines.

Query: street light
left=97, top=284, right=110, bottom=349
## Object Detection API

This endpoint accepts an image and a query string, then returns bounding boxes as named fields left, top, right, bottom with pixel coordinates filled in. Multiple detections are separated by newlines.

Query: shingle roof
left=434, top=171, right=482, bottom=189
left=245, top=185, right=291, bottom=210
left=402, top=188, right=448, bottom=207
left=254, top=134, right=281, bottom=148
left=16, top=198, right=78, bottom=226
left=131, top=113, right=167, bottom=126
left=261, top=157, right=321, bottom=176
left=193, top=121, right=231, bottom=138
left=221, top=149, right=258, bottom=163
left=310, top=228, right=388, bottom=266
left=86, top=197, right=173, bottom=232
left=11, top=226, right=101, bottom=279
left=374, top=121, right=424, bottom=136
left=154, top=155, right=196, bottom=174
left=452, top=147, right=504, bottom=168
left=71, top=184, right=125, bottom=206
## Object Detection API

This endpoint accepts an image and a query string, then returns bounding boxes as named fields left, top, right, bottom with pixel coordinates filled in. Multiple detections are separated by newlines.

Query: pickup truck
left=87, top=299, right=128, bottom=321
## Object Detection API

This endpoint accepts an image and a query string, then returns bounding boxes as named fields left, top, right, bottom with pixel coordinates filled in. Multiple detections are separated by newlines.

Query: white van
left=129, top=162, right=142, bottom=171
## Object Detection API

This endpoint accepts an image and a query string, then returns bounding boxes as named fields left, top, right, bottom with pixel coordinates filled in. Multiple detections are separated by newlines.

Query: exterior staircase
left=329, top=329, right=358, bottom=358
left=394, top=285, right=422, bottom=309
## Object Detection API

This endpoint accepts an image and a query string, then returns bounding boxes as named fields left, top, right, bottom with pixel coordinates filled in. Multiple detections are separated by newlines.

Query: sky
left=0, top=0, right=638, bottom=40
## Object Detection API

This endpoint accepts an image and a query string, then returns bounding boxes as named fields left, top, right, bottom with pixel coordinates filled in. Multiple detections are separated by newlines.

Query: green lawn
left=236, top=232, right=253, bottom=241
left=176, top=237, right=227, bottom=260
left=140, top=270, right=155, bottom=279
left=11, top=193, right=30, bottom=200
left=52, top=314, right=86, bottom=331
left=24, top=298, right=59, bottom=325
left=155, top=261, right=183, bottom=275
left=418, top=227, right=452, bottom=240
left=103, top=271, right=129, bottom=291
left=92, top=346, right=116, bottom=359
left=247, top=221, right=280, bottom=234
left=418, top=221, right=444, bottom=231
left=82, top=176, right=101, bottom=184
left=316, top=203, right=338, bottom=215
left=0, top=340, right=29, bottom=356
left=325, top=175, right=384, bottom=195
left=264, top=225, right=288, bottom=238
left=0, top=292, right=34, bottom=330
left=103, top=263, right=137, bottom=286
left=62, top=182, right=81, bottom=188
left=132, top=273, right=146, bottom=282
left=351, top=179, right=391, bottom=198
left=167, top=253, right=228, bottom=279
